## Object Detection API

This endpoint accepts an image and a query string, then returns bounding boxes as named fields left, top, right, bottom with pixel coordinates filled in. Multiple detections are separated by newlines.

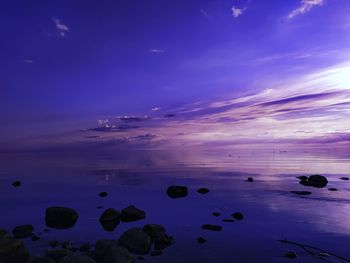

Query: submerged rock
left=95, top=239, right=135, bottom=263
left=120, top=206, right=145, bottom=222
left=340, top=177, right=349, bottom=181
left=12, top=224, right=34, bottom=238
left=299, top=174, right=328, bottom=188
left=99, top=208, right=120, bottom=231
left=99, top=192, right=108, bottom=198
left=291, top=191, right=312, bottom=195
left=246, top=177, right=254, bottom=182
left=166, top=186, right=188, bottom=198
left=45, top=207, right=79, bottom=229
left=212, top=212, right=221, bottom=217
left=328, top=188, right=338, bottom=191
left=197, top=188, right=209, bottom=194
left=31, top=236, right=40, bottom=242
left=142, top=224, right=174, bottom=250
left=231, top=212, right=244, bottom=220
left=46, top=249, right=69, bottom=261
left=201, top=224, right=223, bottom=231
left=197, top=237, right=206, bottom=244
left=0, top=237, right=29, bottom=263
left=119, top=227, right=151, bottom=255
left=285, top=251, right=297, bottom=259
left=12, top=181, right=21, bottom=187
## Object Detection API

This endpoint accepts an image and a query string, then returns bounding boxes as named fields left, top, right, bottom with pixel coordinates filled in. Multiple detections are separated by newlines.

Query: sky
left=0, top=0, right=350, bottom=150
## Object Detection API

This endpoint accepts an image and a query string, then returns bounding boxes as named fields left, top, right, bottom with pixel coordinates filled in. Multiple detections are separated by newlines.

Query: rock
left=31, top=236, right=40, bottom=242
left=285, top=251, right=297, bottom=259
left=120, top=206, right=145, bottom=222
left=328, top=188, right=338, bottom=191
left=340, top=177, right=349, bottom=181
left=299, top=174, right=328, bottom=188
left=150, top=250, right=162, bottom=256
left=201, top=224, right=223, bottom=231
left=49, top=241, right=60, bottom=248
left=142, top=224, right=174, bottom=250
left=231, top=212, right=244, bottom=220
left=166, top=186, right=188, bottom=198
left=291, top=191, right=312, bottom=195
left=0, top=230, right=9, bottom=240
left=197, top=188, right=209, bottom=194
left=45, top=207, right=79, bottom=229
left=12, top=224, right=34, bottom=238
left=99, top=192, right=108, bottom=198
left=246, top=177, right=254, bottom=182
left=46, top=249, right=69, bottom=261
left=97, top=206, right=104, bottom=209
left=61, top=241, right=71, bottom=249
left=57, top=252, right=96, bottom=263
left=297, top=176, right=308, bottom=181
left=318, top=252, right=330, bottom=257
left=197, top=237, right=206, bottom=244
left=79, top=243, right=91, bottom=252
left=100, top=208, right=120, bottom=231
left=222, top=219, right=235, bottom=222
left=212, top=212, right=221, bottom=217
left=31, top=257, right=55, bottom=263
left=95, top=239, right=135, bottom=263
left=0, top=237, right=29, bottom=263
left=12, top=181, right=21, bottom=187
left=118, top=227, right=151, bottom=255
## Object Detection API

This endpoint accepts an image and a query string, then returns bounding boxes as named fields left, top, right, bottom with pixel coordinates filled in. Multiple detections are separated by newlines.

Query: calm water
left=1, top=148, right=350, bottom=262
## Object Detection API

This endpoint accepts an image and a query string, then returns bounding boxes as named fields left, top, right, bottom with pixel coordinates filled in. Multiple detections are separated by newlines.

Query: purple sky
left=1, top=0, right=350, bottom=149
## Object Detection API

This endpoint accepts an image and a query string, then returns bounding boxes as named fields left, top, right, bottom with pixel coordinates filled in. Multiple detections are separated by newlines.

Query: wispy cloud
left=149, top=49, right=165, bottom=53
left=231, top=5, right=244, bottom=18
left=151, top=107, right=161, bottom=111
left=287, top=0, right=325, bottom=20
left=52, top=17, right=70, bottom=37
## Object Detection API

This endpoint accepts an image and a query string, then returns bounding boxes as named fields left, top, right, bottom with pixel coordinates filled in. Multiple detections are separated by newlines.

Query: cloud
left=231, top=6, right=244, bottom=18
left=116, top=115, right=150, bottom=122
left=149, top=49, right=165, bottom=53
left=52, top=17, right=70, bottom=37
left=287, top=0, right=325, bottom=19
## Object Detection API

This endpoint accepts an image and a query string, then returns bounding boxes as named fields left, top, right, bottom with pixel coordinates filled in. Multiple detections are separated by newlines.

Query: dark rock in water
left=197, top=188, right=209, bottom=194
left=118, top=227, right=151, bottom=255
left=285, top=251, right=297, bottom=259
left=222, top=219, right=235, bottom=223
left=120, top=206, right=145, bottom=222
left=46, top=249, right=69, bottom=261
left=340, top=177, right=349, bottom=181
left=95, top=239, right=135, bottom=263
left=99, top=192, right=108, bottom=198
left=212, top=212, right=221, bottom=217
left=79, top=243, right=91, bottom=252
left=142, top=224, right=174, bottom=250
left=31, top=235, right=40, bottom=242
left=31, top=257, right=56, bottom=263
left=57, top=252, right=96, bottom=263
left=12, top=181, right=21, bottom=187
left=49, top=240, right=60, bottom=248
left=318, top=252, right=330, bottom=257
left=45, top=207, right=79, bottom=229
left=246, top=177, right=254, bottom=182
left=328, top=188, right=338, bottom=191
left=166, top=186, right=188, bottom=198
left=61, top=241, right=71, bottom=249
left=297, top=176, right=308, bottom=181
left=0, top=229, right=9, bottom=240
left=0, top=237, right=29, bottom=263
left=231, top=212, right=244, bottom=220
left=150, top=250, right=163, bottom=256
left=201, top=224, right=223, bottom=231
left=12, top=224, right=34, bottom=238
left=299, top=174, right=328, bottom=188
left=197, top=237, right=206, bottom=244
left=291, top=191, right=312, bottom=195
left=97, top=206, right=104, bottom=209
left=100, top=208, right=120, bottom=231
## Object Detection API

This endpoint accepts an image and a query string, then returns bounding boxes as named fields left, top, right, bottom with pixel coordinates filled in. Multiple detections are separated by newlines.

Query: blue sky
left=0, top=0, right=350, bottom=149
